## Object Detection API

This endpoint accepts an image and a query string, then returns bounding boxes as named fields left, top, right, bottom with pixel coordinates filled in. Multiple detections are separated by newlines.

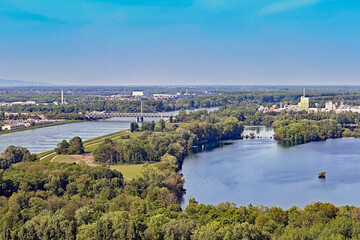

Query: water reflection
left=189, top=141, right=234, bottom=154
left=181, top=126, right=360, bottom=209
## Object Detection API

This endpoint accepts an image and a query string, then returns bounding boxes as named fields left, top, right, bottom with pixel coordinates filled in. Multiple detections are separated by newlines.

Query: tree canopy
left=55, top=136, right=84, bottom=155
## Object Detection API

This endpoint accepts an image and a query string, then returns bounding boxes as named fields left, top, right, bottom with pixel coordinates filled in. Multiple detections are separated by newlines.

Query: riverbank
left=0, top=107, right=220, bottom=153
left=0, top=120, right=84, bottom=136
left=39, top=112, right=241, bottom=181
left=38, top=129, right=134, bottom=161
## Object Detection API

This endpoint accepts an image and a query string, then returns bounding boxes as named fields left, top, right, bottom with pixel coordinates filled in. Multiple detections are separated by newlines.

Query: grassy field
left=40, top=129, right=147, bottom=180
left=52, top=154, right=82, bottom=164
left=83, top=131, right=141, bottom=152
left=0, top=120, right=83, bottom=136
left=51, top=154, right=144, bottom=180
left=110, top=164, right=145, bottom=180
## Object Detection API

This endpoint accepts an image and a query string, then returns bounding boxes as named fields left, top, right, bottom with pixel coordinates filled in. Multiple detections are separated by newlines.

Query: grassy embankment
left=39, top=130, right=144, bottom=180
left=0, top=120, right=83, bottom=136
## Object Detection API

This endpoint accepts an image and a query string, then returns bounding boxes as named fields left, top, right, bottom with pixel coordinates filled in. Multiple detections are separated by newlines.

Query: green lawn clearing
left=110, top=164, right=145, bottom=180
left=52, top=155, right=80, bottom=164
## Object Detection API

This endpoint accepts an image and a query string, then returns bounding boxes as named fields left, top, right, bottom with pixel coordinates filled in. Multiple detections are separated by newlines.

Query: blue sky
left=0, top=0, right=359, bottom=85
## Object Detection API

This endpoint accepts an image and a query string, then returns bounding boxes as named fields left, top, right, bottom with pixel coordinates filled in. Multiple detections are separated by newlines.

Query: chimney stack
left=61, top=89, right=64, bottom=105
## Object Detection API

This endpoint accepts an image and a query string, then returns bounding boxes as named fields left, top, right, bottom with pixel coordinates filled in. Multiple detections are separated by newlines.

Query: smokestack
left=61, top=89, right=64, bottom=105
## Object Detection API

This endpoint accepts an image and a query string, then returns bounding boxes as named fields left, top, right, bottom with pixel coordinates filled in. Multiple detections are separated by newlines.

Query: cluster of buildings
left=108, top=91, right=217, bottom=100
left=324, top=101, right=360, bottom=113
left=0, top=91, right=67, bottom=131
left=259, top=90, right=310, bottom=112
left=1, top=117, right=64, bottom=131
left=0, top=111, right=67, bottom=131
left=259, top=89, right=360, bottom=114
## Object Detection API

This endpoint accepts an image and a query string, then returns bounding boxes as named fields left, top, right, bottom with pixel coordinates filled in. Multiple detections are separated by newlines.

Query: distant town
left=0, top=89, right=218, bottom=131
left=259, top=89, right=360, bottom=114
left=3, top=87, right=360, bottom=132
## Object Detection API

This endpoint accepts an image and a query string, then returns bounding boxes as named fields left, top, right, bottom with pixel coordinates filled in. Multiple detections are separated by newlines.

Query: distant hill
left=0, top=79, right=51, bottom=87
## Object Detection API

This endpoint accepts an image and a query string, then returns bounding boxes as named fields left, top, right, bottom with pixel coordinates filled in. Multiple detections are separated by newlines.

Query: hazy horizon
left=1, top=0, right=359, bottom=85
left=4, top=79, right=360, bottom=88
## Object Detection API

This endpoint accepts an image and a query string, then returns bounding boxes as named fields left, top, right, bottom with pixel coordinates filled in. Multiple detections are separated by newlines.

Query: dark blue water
left=181, top=126, right=360, bottom=208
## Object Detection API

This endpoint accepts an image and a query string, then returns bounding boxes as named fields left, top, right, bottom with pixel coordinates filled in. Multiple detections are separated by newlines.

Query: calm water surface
left=0, top=107, right=218, bottom=153
left=181, top=126, right=360, bottom=209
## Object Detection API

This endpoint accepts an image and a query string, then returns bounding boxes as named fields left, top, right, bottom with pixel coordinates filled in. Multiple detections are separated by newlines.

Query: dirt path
left=40, top=152, right=56, bottom=160
left=73, top=153, right=97, bottom=167
left=51, top=153, right=97, bottom=167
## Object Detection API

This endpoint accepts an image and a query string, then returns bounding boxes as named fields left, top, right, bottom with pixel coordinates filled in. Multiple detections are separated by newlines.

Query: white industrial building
left=132, top=91, right=151, bottom=98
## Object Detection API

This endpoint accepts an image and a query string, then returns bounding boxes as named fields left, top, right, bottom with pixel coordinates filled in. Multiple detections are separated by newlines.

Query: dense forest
left=2, top=90, right=360, bottom=238
left=273, top=119, right=343, bottom=145
left=1, top=146, right=360, bottom=239
left=94, top=116, right=243, bottom=165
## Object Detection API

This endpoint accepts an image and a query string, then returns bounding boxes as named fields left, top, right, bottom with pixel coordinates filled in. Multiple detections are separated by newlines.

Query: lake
left=0, top=107, right=218, bottom=153
left=181, top=126, right=360, bottom=209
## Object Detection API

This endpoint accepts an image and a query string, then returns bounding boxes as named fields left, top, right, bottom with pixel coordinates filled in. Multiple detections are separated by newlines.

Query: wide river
left=181, top=126, right=360, bottom=209
left=0, top=107, right=218, bottom=153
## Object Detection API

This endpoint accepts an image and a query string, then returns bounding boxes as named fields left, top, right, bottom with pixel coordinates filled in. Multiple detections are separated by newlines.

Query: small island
left=318, top=171, right=327, bottom=178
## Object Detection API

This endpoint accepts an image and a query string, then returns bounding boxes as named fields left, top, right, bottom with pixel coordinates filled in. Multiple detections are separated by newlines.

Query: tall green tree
left=55, top=140, right=70, bottom=154
left=68, top=136, right=85, bottom=154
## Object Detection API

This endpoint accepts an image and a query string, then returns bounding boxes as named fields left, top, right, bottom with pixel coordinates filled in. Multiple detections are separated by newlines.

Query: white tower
left=61, top=89, right=64, bottom=105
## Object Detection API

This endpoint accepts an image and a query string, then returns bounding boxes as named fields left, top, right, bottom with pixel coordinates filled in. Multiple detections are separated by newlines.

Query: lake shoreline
left=181, top=126, right=360, bottom=209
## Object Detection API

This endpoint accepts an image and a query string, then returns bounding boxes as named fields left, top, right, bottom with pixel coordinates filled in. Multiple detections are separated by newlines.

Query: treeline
left=94, top=116, right=244, bottom=165
left=0, top=97, right=225, bottom=120
left=216, top=103, right=360, bottom=127
left=0, top=146, right=37, bottom=170
left=130, top=119, right=166, bottom=133
left=4, top=89, right=360, bottom=119
left=273, top=119, right=343, bottom=145
left=184, top=200, right=360, bottom=239
left=266, top=110, right=360, bottom=127
left=5, top=90, right=360, bottom=121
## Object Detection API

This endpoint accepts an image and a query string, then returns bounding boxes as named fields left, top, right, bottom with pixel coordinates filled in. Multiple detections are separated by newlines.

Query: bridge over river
left=85, top=101, right=174, bottom=122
